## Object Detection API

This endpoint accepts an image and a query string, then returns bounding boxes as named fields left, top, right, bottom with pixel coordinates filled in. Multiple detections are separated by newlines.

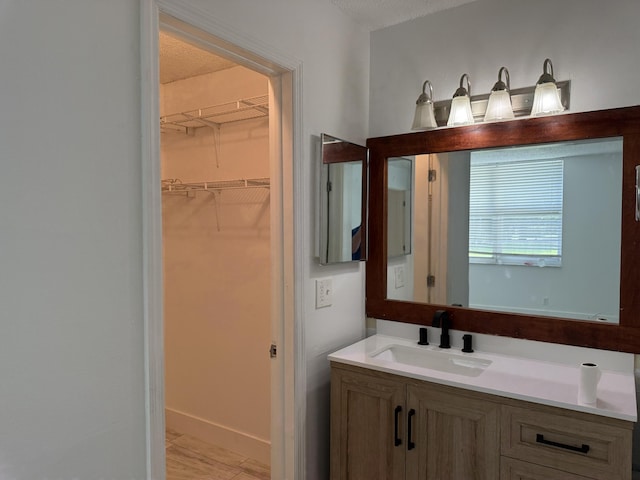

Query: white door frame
left=140, top=1, right=305, bottom=478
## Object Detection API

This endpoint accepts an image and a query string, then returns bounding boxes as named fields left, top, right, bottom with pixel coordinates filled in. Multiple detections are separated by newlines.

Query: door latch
left=635, top=165, right=640, bottom=221
left=269, top=343, right=277, bottom=358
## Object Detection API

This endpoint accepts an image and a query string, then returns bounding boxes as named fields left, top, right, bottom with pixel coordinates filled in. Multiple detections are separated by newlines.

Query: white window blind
left=469, top=157, right=563, bottom=267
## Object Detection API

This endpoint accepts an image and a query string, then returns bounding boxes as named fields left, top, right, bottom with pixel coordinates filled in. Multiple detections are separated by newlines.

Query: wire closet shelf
left=161, top=177, right=270, bottom=194
left=160, top=94, right=269, bottom=132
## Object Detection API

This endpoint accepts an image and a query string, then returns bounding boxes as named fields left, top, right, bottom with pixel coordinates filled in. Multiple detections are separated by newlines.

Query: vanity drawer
left=501, top=404, right=632, bottom=480
left=501, top=457, right=595, bottom=480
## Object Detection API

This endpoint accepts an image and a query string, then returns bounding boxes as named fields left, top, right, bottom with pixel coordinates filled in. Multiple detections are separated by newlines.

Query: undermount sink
left=371, top=344, right=492, bottom=377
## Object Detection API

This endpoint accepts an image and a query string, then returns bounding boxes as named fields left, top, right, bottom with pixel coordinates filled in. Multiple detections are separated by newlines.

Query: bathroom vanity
left=327, top=105, right=640, bottom=479
left=329, top=335, right=636, bottom=480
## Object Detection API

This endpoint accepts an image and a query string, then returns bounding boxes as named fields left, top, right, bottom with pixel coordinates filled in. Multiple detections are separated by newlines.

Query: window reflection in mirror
left=319, top=134, right=367, bottom=265
left=387, top=138, right=623, bottom=324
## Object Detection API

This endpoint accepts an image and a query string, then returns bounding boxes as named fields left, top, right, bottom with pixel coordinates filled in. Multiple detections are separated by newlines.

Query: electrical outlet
left=394, top=265, right=405, bottom=288
left=316, top=278, right=333, bottom=308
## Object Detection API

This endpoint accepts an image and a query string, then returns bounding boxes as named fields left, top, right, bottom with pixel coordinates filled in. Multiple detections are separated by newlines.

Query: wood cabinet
left=330, top=364, right=406, bottom=480
left=405, top=381, right=499, bottom=480
left=330, top=363, right=633, bottom=480
left=331, top=363, right=499, bottom=480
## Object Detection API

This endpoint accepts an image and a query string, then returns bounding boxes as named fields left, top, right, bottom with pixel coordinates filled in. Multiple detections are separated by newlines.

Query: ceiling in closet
left=159, top=31, right=237, bottom=84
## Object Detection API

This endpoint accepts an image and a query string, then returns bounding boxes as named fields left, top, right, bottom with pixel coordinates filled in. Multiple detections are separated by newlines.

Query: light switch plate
left=316, top=278, right=333, bottom=308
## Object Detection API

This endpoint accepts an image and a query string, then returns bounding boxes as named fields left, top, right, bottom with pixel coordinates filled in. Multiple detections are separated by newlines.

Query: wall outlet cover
left=394, top=265, right=405, bottom=288
left=316, top=278, right=333, bottom=308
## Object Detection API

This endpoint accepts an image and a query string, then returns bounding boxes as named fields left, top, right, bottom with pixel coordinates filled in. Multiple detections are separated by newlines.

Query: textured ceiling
left=159, top=31, right=236, bottom=84
left=332, top=0, right=479, bottom=30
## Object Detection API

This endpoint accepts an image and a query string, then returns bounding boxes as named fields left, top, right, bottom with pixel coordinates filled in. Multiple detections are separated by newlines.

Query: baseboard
left=165, top=407, right=270, bottom=465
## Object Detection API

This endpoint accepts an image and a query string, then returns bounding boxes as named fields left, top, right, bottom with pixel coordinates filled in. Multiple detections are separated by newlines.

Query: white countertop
left=328, top=334, right=637, bottom=422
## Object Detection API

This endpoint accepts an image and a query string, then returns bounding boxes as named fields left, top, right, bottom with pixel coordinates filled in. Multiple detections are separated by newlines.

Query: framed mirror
left=387, top=139, right=623, bottom=322
left=367, top=106, right=640, bottom=353
left=319, top=134, right=368, bottom=264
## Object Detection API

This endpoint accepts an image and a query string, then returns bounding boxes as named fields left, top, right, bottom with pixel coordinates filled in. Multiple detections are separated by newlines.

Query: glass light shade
left=531, top=82, right=564, bottom=116
left=484, top=90, right=514, bottom=121
left=412, top=102, right=437, bottom=130
left=447, top=96, right=474, bottom=126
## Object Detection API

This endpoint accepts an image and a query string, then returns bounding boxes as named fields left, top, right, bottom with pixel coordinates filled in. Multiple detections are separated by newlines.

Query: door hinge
left=327, top=181, right=332, bottom=193
left=427, top=275, right=436, bottom=287
left=269, top=343, right=277, bottom=358
left=428, top=169, right=437, bottom=182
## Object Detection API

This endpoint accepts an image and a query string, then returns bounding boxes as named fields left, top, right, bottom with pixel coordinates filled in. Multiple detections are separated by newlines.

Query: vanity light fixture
left=447, top=74, right=474, bottom=126
left=420, top=59, right=570, bottom=127
left=411, top=80, right=438, bottom=130
left=484, top=67, right=514, bottom=122
left=531, top=58, right=565, bottom=116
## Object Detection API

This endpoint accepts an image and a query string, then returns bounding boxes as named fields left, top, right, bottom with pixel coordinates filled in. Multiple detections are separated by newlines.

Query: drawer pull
left=407, top=409, right=416, bottom=450
left=394, top=406, right=402, bottom=447
left=535, top=433, right=590, bottom=454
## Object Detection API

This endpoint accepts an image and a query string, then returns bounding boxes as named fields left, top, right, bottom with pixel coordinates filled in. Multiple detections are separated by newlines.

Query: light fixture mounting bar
left=432, top=80, right=570, bottom=127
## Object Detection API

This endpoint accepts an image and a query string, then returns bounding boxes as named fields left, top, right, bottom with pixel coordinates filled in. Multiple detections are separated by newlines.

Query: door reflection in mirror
left=388, top=157, right=413, bottom=258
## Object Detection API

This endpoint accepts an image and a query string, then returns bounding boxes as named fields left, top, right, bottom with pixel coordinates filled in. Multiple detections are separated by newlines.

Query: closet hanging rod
left=161, top=177, right=270, bottom=193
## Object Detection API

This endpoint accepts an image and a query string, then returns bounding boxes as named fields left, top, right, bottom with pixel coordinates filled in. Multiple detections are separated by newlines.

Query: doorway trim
left=140, top=1, right=304, bottom=478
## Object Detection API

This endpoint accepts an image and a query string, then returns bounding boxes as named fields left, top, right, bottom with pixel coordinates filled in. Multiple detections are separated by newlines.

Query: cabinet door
left=406, top=383, right=500, bottom=480
left=330, top=366, right=406, bottom=480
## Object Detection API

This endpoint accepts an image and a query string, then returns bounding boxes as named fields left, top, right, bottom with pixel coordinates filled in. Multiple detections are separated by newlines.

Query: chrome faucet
left=432, top=310, right=451, bottom=349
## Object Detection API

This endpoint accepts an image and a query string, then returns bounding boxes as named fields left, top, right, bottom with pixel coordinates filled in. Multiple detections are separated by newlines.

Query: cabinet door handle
left=394, top=406, right=402, bottom=446
left=536, top=433, right=590, bottom=454
left=407, top=409, right=416, bottom=450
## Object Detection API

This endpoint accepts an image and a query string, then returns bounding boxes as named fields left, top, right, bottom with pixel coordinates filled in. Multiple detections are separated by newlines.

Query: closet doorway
left=143, top=7, right=301, bottom=478
left=159, top=28, right=275, bottom=479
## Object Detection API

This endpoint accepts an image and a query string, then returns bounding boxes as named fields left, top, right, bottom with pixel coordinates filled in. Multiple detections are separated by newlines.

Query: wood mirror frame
left=366, top=105, right=640, bottom=353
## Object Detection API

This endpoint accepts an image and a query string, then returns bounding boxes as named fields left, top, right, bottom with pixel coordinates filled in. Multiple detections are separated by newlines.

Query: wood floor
left=166, top=429, right=270, bottom=480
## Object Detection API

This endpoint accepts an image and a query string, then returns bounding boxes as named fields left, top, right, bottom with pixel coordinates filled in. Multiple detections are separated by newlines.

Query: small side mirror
left=318, top=134, right=368, bottom=265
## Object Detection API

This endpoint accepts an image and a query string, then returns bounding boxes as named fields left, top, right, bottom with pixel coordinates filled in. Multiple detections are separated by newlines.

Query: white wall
left=370, top=0, right=640, bottom=137
left=370, top=0, right=640, bottom=470
left=161, top=67, right=271, bottom=462
left=0, top=1, right=146, bottom=479
left=0, top=0, right=369, bottom=478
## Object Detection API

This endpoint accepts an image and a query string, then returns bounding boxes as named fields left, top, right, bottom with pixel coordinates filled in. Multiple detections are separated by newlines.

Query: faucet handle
left=462, top=334, right=474, bottom=353
left=418, top=327, right=429, bottom=345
